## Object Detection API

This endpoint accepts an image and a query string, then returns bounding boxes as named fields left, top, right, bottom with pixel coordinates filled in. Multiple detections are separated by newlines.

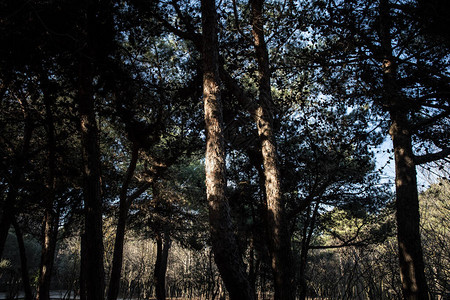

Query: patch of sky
left=372, top=136, right=447, bottom=193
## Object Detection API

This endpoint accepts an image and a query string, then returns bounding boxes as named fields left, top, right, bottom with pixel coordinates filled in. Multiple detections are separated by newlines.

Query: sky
left=375, top=138, right=449, bottom=193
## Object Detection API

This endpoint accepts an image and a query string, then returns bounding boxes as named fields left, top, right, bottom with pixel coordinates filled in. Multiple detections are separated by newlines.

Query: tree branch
left=287, top=179, right=331, bottom=220
left=308, top=241, right=368, bottom=249
left=411, top=109, right=450, bottom=132
left=414, top=147, right=450, bottom=165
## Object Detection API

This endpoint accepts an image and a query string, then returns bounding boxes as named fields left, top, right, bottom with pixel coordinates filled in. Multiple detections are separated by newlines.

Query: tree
left=296, top=0, right=449, bottom=298
left=12, top=217, right=33, bottom=300
left=75, top=0, right=116, bottom=298
left=0, top=88, right=33, bottom=259
left=154, top=229, right=171, bottom=300
left=2, top=0, right=448, bottom=298
left=201, top=0, right=255, bottom=298
left=106, top=144, right=140, bottom=300
left=249, top=1, right=295, bottom=299
left=36, top=77, right=60, bottom=300
left=103, top=7, right=204, bottom=294
left=378, top=1, right=429, bottom=298
left=0, top=2, right=38, bottom=251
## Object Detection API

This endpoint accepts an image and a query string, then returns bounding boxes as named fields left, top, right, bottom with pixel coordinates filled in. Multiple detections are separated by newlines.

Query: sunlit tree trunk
left=250, top=0, right=295, bottom=299
left=201, top=0, right=255, bottom=299
left=379, top=0, right=429, bottom=299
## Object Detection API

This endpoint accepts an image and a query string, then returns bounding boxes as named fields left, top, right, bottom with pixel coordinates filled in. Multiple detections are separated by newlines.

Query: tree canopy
left=0, top=1, right=448, bottom=300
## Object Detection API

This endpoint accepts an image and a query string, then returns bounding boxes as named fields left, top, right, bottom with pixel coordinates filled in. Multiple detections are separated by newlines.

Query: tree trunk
left=37, top=81, right=60, bottom=300
left=0, top=111, right=32, bottom=258
left=298, top=203, right=319, bottom=300
left=106, top=207, right=128, bottom=300
left=107, top=146, right=139, bottom=300
left=76, top=1, right=108, bottom=298
left=12, top=218, right=33, bottom=300
left=0, top=180, right=18, bottom=258
left=379, top=0, right=429, bottom=299
left=154, top=231, right=171, bottom=300
left=201, top=0, right=255, bottom=299
left=78, top=49, right=105, bottom=300
left=79, top=233, right=87, bottom=300
left=389, top=111, right=429, bottom=300
left=37, top=208, right=59, bottom=300
left=250, top=1, right=295, bottom=299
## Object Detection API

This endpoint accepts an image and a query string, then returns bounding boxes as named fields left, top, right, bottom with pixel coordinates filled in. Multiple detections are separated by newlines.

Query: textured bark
left=12, top=218, right=33, bottom=300
left=389, top=112, right=429, bottom=300
left=379, top=1, right=429, bottom=299
left=154, top=231, right=171, bottom=300
left=201, top=1, right=254, bottom=299
left=107, top=145, right=139, bottom=300
left=78, top=49, right=105, bottom=300
left=250, top=1, right=294, bottom=299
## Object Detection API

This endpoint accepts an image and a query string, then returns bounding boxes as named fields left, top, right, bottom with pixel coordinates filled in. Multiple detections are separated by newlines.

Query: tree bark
left=79, top=233, right=87, bottom=300
left=76, top=1, right=108, bottom=298
left=201, top=0, right=255, bottom=299
left=298, top=203, right=319, bottom=300
left=0, top=178, right=19, bottom=259
left=379, top=0, right=430, bottom=299
left=154, top=231, right=171, bottom=300
left=12, top=218, right=33, bottom=300
left=0, top=106, right=32, bottom=258
left=37, top=80, right=60, bottom=300
left=78, top=44, right=105, bottom=300
left=37, top=208, right=59, bottom=300
left=389, top=112, right=429, bottom=300
left=107, top=145, right=139, bottom=300
left=250, top=1, right=295, bottom=299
